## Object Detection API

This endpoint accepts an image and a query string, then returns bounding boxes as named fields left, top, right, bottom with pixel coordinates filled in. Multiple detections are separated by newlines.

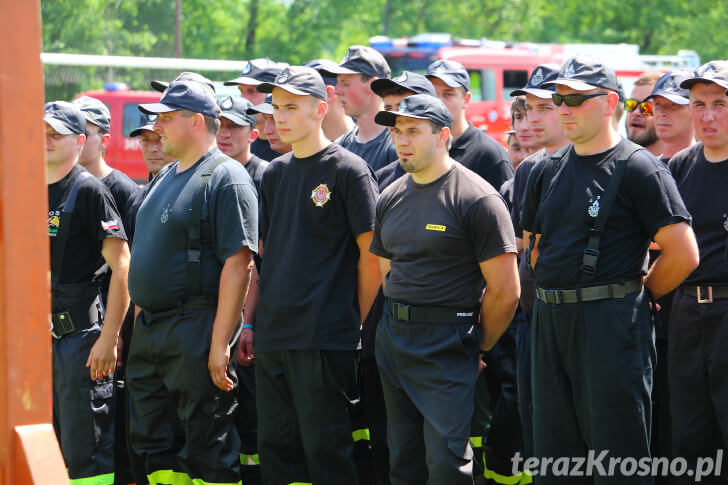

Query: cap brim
left=511, top=87, right=554, bottom=99
left=138, top=103, right=179, bottom=115
left=247, top=104, right=273, bottom=115
left=542, top=79, right=597, bottom=91
left=680, top=77, right=728, bottom=90
left=150, top=80, right=169, bottom=92
left=318, top=65, right=361, bottom=77
left=224, top=76, right=263, bottom=86
left=43, top=115, right=76, bottom=135
left=375, top=110, right=431, bottom=127
left=426, top=73, right=461, bottom=88
left=644, top=91, right=689, bottom=105
left=220, top=112, right=254, bottom=126
left=129, top=124, right=156, bottom=137
left=257, top=82, right=312, bottom=97
left=371, top=78, right=404, bottom=96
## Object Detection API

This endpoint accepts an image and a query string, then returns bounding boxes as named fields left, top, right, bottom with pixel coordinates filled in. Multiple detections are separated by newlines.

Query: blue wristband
left=242, top=324, right=254, bottom=330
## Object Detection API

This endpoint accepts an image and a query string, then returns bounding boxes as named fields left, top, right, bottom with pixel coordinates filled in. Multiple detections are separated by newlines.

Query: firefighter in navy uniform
left=521, top=56, right=698, bottom=484
left=668, top=61, right=728, bottom=484
left=371, top=94, right=520, bottom=485
left=45, top=101, right=131, bottom=485
left=127, top=80, right=258, bottom=485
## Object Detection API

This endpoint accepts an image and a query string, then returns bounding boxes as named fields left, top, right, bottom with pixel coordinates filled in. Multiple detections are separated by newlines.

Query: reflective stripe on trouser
left=256, top=349, right=359, bottom=485
left=53, top=326, right=115, bottom=483
left=148, top=469, right=243, bottom=484
left=127, top=304, right=241, bottom=484
left=375, top=304, right=480, bottom=485
left=531, top=289, right=653, bottom=484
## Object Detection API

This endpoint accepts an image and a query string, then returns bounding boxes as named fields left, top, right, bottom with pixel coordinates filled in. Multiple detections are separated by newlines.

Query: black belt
left=535, top=278, right=643, bottom=305
left=142, top=295, right=218, bottom=324
left=386, top=298, right=479, bottom=324
left=680, top=285, right=728, bottom=304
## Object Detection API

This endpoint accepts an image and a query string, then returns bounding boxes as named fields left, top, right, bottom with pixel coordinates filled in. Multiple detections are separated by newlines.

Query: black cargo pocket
left=90, top=378, right=114, bottom=449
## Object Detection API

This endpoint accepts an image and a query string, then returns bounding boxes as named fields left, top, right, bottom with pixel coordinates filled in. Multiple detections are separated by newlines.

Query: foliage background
left=41, top=0, right=728, bottom=100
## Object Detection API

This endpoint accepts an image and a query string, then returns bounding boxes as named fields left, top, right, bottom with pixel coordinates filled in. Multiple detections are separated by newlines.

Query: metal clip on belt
left=681, top=285, right=728, bottom=304
left=535, top=278, right=643, bottom=305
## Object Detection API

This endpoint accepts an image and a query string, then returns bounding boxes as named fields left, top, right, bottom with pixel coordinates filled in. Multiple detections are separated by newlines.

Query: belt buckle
left=394, top=303, right=412, bottom=322
left=697, top=286, right=713, bottom=304
left=544, top=289, right=562, bottom=305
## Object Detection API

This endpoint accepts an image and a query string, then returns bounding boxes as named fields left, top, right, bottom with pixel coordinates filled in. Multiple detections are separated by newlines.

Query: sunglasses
left=624, top=98, right=654, bottom=116
left=552, top=93, right=607, bottom=107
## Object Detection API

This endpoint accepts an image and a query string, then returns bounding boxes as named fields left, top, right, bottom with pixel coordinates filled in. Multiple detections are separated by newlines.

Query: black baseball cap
left=257, top=66, right=327, bottom=100
left=375, top=94, right=453, bottom=128
left=73, top=95, right=111, bottom=132
left=646, top=70, right=692, bottom=105
left=426, top=60, right=470, bottom=91
left=151, top=71, right=216, bottom=94
left=304, top=58, right=339, bottom=85
left=247, top=94, right=274, bottom=116
left=224, top=58, right=284, bottom=86
left=139, top=80, right=219, bottom=118
left=543, top=55, right=621, bottom=92
left=318, top=46, right=391, bottom=79
left=130, top=113, right=159, bottom=137
left=371, top=71, right=437, bottom=97
left=218, top=96, right=256, bottom=126
left=680, top=61, right=728, bottom=91
left=44, top=101, right=87, bottom=135
left=511, top=64, right=560, bottom=98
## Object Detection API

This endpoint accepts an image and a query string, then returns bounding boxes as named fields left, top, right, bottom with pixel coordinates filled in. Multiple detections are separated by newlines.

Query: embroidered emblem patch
left=311, top=184, right=331, bottom=207
left=48, top=210, right=60, bottom=237
left=161, top=204, right=171, bottom=224
left=587, top=196, right=601, bottom=218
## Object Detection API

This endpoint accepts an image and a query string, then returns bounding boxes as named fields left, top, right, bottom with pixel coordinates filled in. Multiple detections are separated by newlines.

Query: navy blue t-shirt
left=670, top=143, right=728, bottom=285
left=336, top=126, right=398, bottom=172
left=257, top=143, right=378, bottom=351
left=129, top=148, right=258, bottom=311
left=521, top=139, right=690, bottom=289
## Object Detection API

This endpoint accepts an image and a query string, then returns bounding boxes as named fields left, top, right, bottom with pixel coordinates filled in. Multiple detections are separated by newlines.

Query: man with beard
left=626, top=71, right=664, bottom=156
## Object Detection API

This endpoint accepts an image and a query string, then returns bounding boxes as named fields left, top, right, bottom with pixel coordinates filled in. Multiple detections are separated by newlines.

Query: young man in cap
left=371, top=94, right=519, bottom=485
left=224, top=58, right=286, bottom=162
left=426, top=59, right=514, bottom=190
left=521, top=55, right=698, bottom=482
left=511, top=96, right=540, bottom=157
left=370, top=70, right=438, bottom=190
left=217, top=95, right=269, bottom=195
left=626, top=71, right=664, bottom=156
left=305, top=58, right=355, bottom=140
left=667, top=61, right=728, bottom=483
left=247, top=95, right=292, bottom=156
left=320, top=45, right=398, bottom=171
left=645, top=70, right=695, bottom=162
left=45, top=100, right=131, bottom=485
left=127, top=79, right=258, bottom=485
left=252, top=66, right=380, bottom=484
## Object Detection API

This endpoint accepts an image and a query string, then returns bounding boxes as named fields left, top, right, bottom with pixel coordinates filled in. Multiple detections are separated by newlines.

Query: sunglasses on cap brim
left=551, top=92, right=607, bottom=107
left=624, top=98, right=654, bottom=116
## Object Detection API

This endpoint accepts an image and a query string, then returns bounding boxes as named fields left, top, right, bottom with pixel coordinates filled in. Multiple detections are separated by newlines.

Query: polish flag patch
left=101, top=220, right=119, bottom=231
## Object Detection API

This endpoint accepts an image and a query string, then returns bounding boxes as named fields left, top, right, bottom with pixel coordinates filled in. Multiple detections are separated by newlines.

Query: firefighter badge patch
left=311, top=184, right=331, bottom=207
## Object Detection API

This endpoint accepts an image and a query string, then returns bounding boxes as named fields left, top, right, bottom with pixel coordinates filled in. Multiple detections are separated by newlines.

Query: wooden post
left=0, top=0, right=70, bottom=483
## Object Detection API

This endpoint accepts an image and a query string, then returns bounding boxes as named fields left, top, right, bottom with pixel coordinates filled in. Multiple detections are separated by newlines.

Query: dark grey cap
left=511, top=64, right=561, bottom=98
left=139, top=80, right=220, bottom=118
left=318, top=46, right=391, bottom=79
left=371, top=71, right=436, bottom=97
left=224, top=58, right=284, bottom=86
left=646, top=70, right=692, bottom=105
left=375, top=94, right=453, bottom=128
left=257, top=66, right=327, bottom=100
left=218, top=96, right=256, bottom=126
left=130, top=113, right=159, bottom=137
left=680, top=60, right=728, bottom=91
left=304, top=58, right=340, bottom=85
left=73, top=95, right=111, bottom=132
left=426, top=60, right=470, bottom=91
left=543, top=55, right=621, bottom=92
left=151, top=71, right=216, bottom=94
left=44, top=101, right=87, bottom=135
left=247, top=94, right=274, bottom=115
